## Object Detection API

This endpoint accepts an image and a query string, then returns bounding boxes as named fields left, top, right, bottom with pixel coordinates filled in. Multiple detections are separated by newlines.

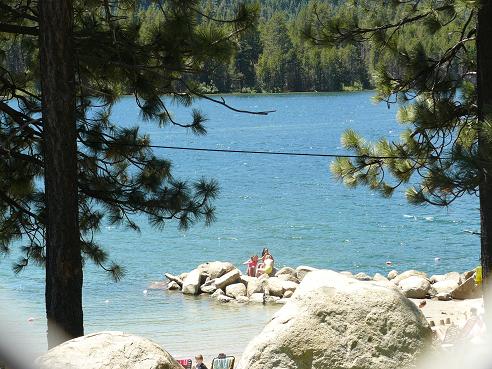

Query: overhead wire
left=84, top=141, right=448, bottom=161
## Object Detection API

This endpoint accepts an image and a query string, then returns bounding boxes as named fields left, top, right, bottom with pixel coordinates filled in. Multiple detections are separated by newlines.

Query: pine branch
left=0, top=22, right=38, bottom=35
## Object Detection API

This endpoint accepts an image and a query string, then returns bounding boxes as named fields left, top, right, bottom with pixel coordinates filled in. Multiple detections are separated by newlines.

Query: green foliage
left=0, top=0, right=258, bottom=279
left=307, top=0, right=481, bottom=207
left=195, top=0, right=371, bottom=92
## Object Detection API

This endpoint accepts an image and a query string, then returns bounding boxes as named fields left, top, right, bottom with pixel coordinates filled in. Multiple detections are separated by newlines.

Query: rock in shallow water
left=197, top=261, right=235, bottom=279
left=216, top=295, right=234, bottom=303
left=237, top=270, right=431, bottom=369
left=250, top=293, right=266, bottom=304
left=264, top=277, right=298, bottom=297
left=214, top=269, right=241, bottom=290
left=167, top=281, right=180, bottom=291
left=235, top=296, right=250, bottom=304
left=226, top=283, right=247, bottom=298
left=181, top=269, right=205, bottom=295
left=148, top=281, right=168, bottom=290
left=246, top=277, right=264, bottom=296
left=37, top=331, right=183, bottom=369
left=200, top=279, right=217, bottom=294
left=164, top=273, right=183, bottom=287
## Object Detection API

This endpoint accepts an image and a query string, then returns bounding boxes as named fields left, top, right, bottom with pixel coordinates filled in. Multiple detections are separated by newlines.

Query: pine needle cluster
left=304, top=0, right=482, bottom=207
left=0, top=0, right=259, bottom=280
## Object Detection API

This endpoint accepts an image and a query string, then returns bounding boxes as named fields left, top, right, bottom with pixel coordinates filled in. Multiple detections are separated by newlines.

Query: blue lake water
left=0, top=91, right=480, bottom=361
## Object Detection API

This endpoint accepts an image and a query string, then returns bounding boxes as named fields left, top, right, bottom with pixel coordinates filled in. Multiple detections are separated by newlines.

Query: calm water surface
left=0, top=91, right=480, bottom=360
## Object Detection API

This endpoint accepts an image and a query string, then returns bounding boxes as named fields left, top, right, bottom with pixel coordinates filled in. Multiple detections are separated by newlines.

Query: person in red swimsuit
left=243, top=255, right=259, bottom=277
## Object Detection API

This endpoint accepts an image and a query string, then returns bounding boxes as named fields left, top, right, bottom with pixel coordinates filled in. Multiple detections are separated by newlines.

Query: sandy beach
left=412, top=297, right=483, bottom=326
left=195, top=297, right=484, bottom=367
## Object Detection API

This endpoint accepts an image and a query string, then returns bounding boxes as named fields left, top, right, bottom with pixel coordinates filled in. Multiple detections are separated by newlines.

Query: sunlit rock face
left=37, top=331, right=183, bottom=369
left=237, top=270, right=431, bottom=369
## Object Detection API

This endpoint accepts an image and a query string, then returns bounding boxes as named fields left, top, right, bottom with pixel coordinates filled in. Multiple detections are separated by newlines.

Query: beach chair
left=176, top=358, right=192, bottom=369
left=440, top=316, right=486, bottom=349
left=211, top=354, right=235, bottom=369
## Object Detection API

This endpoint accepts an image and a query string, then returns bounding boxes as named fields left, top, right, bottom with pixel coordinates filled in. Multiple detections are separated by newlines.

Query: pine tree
left=0, top=0, right=262, bottom=346
left=304, top=1, right=492, bottom=284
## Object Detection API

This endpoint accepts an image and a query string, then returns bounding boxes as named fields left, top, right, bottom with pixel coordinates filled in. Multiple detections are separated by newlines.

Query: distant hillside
left=197, top=0, right=369, bottom=93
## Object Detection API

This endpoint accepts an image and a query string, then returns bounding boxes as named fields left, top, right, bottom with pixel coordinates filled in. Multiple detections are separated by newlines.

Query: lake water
left=0, top=91, right=480, bottom=362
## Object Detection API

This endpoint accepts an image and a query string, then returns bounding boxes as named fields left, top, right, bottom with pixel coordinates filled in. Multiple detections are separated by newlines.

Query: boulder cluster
left=161, top=263, right=482, bottom=303
left=384, top=268, right=482, bottom=300
left=237, top=270, right=432, bottom=369
left=162, top=262, right=317, bottom=304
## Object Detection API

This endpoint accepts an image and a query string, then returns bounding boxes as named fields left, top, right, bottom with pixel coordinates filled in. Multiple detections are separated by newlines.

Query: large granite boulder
left=37, top=331, right=183, bottom=369
left=430, top=272, right=461, bottom=285
left=399, top=276, right=431, bottom=299
left=392, top=270, right=427, bottom=285
left=431, top=279, right=459, bottom=296
left=211, top=289, right=224, bottom=298
left=197, top=261, right=235, bottom=279
left=181, top=269, right=205, bottom=295
left=214, top=269, right=241, bottom=290
left=237, top=270, right=431, bottom=369
left=451, top=277, right=482, bottom=300
left=226, top=283, right=247, bottom=298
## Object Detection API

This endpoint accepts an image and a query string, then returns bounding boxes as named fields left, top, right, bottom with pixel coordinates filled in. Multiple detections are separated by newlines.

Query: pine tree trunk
left=477, top=0, right=492, bottom=290
left=38, top=0, right=83, bottom=347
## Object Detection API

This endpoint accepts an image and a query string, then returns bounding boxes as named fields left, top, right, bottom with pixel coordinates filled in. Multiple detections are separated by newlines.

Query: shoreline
left=160, top=262, right=482, bottom=305
left=186, top=297, right=484, bottom=368
left=156, top=262, right=485, bottom=361
left=161, top=265, right=484, bottom=368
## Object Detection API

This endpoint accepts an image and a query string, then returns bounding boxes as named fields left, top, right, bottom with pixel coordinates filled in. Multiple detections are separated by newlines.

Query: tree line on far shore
left=196, top=0, right=371, bottom=93
left=194, top=0, right=464, bottom=94
left=2, top=0, right=491, bottom=353
left=4, top=0, right=466, bottom=94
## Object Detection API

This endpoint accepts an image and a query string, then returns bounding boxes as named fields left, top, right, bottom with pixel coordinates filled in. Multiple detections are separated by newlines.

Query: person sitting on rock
left=194, top=354, right=208, bottom=369
left=256, top=247, right=270, bottom=270
left=256, top=254, right=274, bottom=277
left=243, top=255, right=258, bottom=277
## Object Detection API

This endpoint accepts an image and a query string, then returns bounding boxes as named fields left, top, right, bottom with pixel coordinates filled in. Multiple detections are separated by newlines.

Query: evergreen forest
left=4, top=0, right=466, bottom=94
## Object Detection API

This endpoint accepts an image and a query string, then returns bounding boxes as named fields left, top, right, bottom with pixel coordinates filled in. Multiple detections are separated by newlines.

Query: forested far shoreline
left=4, top=0, right=464, bottom=94
left=195, top=0, right=372, bottom=93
